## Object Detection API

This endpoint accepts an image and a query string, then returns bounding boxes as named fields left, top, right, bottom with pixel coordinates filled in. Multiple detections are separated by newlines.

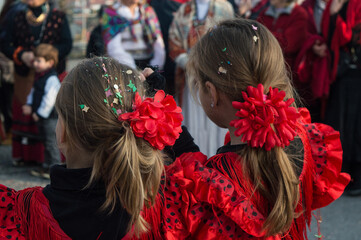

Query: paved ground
left=1, top=145, right=360, bottom=239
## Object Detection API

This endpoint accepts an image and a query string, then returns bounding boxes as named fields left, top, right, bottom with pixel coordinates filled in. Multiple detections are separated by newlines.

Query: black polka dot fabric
left=159, top=152, right=265, bottom=239
left=304, top=123, right=328, bottom=176
left=0, top=185, right=25, bottom=239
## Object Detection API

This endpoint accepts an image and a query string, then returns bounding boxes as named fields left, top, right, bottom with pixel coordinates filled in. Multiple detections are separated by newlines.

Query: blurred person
left=249, top=0, right=270, bottom=19
left=22, top=44, right=60, bottom=179
left=294, top=0, right=330, bottom=122
left=257, top=0, right=308, bottom=74
left=257, top=0, right=308, bottom=122
left=1, top=0, right=72, bottom=165
left=0, top=0, right=25, bottom=143
left=148, top=0, right=185, bottom=95
left=102, top=0, right=165, bottom=70
left=321, top=0, right=361, bottom=196
left=86, top=5, right=106, bottom=58
left=169, top=0, right=233, bottom=156
left=148, top=0, right=238, bottom=96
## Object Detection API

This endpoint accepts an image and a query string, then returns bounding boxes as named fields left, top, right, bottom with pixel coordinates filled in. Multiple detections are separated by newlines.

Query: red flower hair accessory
left=230, top=84, right=300, bottom=151
left=119, top=90, right=183, bottom=150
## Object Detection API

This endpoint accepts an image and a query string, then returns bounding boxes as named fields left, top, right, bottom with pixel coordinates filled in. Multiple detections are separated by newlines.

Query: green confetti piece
left=104, top=73, right=109, bottom=77
left=79, top=104, right=85, bottom=109
left=222, top=48, right=227, bottom=52
left=112, top=107, right=117, bottom=115
left=315, top=234, right=323, bottom=238
left=105, top=86, right=110, bottom=91
left=116, top=92, right=123, bottom=104
left=127, top=80, right=137, bottom=92
left=104, top=99, right=108, bottom=104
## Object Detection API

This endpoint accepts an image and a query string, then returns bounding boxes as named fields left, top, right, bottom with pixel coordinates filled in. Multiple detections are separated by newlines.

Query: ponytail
left=240, top=145, right=300, bottom=236
left=89, top=122, right=164, bottom=237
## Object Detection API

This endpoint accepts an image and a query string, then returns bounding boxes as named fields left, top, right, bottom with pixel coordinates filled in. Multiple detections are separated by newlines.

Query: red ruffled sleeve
left=298, top=108, right=350, bottom=209
left=0, top=185, right=25, bottom=240
left=160, top=152, right=268, bottom=239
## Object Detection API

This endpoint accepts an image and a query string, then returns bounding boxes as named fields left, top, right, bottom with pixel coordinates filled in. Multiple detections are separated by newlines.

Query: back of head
left=188, top=19, right=300, bottom=236
left=55, top=57, right=164, bottom=237
left=34, top=43, right=59, bottom=67
left=188, top=18, right=295, bottom=102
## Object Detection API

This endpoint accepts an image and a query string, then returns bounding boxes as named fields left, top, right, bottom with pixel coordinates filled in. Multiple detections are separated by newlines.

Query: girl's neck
left=64, top=149, right=93, bottom=169
left=228, top=126, right=247, bottom=145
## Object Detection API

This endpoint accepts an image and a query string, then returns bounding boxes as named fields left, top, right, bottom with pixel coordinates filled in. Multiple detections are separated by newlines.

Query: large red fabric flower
left=119, top=90, right=183, bottom=150
left=230, top=84, right=300, bottom=151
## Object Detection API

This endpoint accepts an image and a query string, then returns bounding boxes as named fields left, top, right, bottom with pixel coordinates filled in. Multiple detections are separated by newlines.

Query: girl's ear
left=56, top=116, right=67, bottom=155
left=205, top=81, right=219, bottom=106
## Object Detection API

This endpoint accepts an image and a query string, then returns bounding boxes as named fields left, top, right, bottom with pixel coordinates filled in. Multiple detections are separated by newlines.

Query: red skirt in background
left=11, top=98, right=44, bottom=163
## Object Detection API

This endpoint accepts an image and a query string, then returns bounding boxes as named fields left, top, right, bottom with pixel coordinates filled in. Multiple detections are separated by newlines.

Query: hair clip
left=79, top=104, right=90, bottom=112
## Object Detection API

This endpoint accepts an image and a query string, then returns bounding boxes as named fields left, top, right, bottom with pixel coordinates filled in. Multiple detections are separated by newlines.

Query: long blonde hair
left=55, top=57, right=164, bottom=237
left=187, top=19, right=301, bottom=236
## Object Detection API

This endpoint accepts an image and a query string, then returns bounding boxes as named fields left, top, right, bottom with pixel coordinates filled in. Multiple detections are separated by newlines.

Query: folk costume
left=321, top=0, right=361, bottom=189
left=121, top=105, right=350, bottom=239
left=0, top=73, right=184, bottom=240
left=1, top=2, right=72, bottom=164
left=102, top=3, right=165, bottom=70
left=169, top=0, right=233, bottom=156
left=0, top=82, right=350, bottom=239
left=0, top=166, right=130, bottom=240
left=294, top=0, right=331, bottom=122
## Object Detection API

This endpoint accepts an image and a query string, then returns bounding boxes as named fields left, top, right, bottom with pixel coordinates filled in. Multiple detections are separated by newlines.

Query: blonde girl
left=0, top=57, right=183, bottom=239
left=130, top=18, right=350, bottom=239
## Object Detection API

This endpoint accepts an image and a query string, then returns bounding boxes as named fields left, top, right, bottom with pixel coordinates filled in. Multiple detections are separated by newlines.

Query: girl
left=0, top=57, right=183, bottom=239
left=131, top=18, right=350, bottom=239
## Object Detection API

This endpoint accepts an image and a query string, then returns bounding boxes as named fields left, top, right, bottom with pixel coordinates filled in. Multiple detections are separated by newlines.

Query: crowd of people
left=0, top=0, right=359, bottom=239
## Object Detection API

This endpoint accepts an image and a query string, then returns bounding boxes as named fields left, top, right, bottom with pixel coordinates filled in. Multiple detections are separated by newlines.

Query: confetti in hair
left=79, top=104, right=90, bottom=112
left=218, top=66, right=227, bottom=74
left=253, top=36, right=259, bottom=43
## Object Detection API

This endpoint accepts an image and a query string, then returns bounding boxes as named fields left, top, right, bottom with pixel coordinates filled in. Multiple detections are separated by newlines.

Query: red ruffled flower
left=119, top=90, right=183, bottom=150
left=230, top=84, right=300, bottom=151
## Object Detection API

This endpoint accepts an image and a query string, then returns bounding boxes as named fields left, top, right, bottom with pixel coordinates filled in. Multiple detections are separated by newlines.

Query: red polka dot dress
left=124, top=108, right=350, bottom=240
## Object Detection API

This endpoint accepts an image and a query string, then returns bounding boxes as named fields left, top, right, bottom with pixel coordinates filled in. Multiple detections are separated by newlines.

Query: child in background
left=22, top=44, right=61, bottom=179
left=0, top=57, right=184, bottom=239
left=130, top=19, right=350, bottom=239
